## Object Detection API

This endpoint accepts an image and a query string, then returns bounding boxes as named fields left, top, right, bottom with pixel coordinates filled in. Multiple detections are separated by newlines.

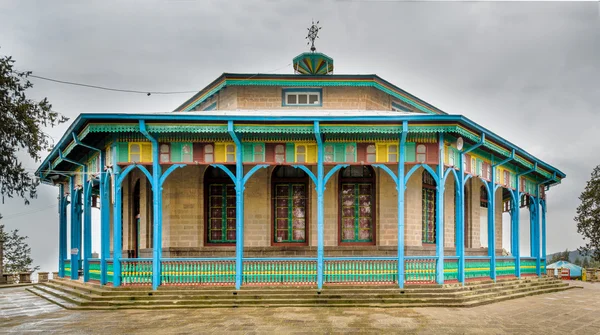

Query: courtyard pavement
left=0, top=281, right=598, bottom=334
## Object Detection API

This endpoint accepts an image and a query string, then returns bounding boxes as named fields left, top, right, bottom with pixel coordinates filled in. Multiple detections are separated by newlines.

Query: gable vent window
left=283, top=89, right=322, bottom=106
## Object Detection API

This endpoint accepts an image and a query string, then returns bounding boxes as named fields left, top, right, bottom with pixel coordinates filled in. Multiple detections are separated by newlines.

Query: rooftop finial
left=306, top=20, right=321, bottom=52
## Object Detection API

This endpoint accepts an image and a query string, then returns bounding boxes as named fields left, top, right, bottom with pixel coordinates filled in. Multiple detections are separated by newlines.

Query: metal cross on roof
left=306, top=20, right=321, bottom=52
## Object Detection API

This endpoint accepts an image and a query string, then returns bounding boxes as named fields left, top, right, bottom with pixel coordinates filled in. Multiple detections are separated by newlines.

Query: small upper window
left=275, top=144, right=285, bottom=164
left=204, top=144, right=214, bottom=163
left=296, top=145, right=306, bottom=163
left=160, top=144, right=170, bottom=163
left=253, top=144, right=264, bottom=162
left=226, top=144, right=235, bottom=162
left=345, top=144, right=355, bottom=162
left=284, top=89, right=322, bottom=106
left=416, top=144, right=427, bottom=163
left=366, top=144, right=376, bottom=163
left=182, top=143, right=193, bottom=162
left=130, top=144, right=141, bottom=162
left=324, top=144, right=334, bottom=162
left=387, top=145, right=398, bottom=163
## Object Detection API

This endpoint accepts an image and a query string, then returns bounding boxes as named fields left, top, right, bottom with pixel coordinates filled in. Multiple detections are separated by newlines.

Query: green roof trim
left=234, top=125, right=314, bottom=134
left=321, top=125, right=402, bottom=134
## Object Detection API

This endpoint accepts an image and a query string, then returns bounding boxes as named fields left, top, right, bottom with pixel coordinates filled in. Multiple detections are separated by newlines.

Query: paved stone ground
left=0, top=282, right=598, bottom=334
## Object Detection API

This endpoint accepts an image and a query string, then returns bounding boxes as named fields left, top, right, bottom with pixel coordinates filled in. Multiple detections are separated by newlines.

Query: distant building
left=36, top=24, right=565, bottom=290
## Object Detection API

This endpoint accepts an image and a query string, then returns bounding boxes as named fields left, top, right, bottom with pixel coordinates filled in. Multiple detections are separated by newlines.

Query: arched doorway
left=204, top=166, right=236, bottom=245
left=339, top=166, right=375, bottom=244
left=271, top=166, right=309, bottom=245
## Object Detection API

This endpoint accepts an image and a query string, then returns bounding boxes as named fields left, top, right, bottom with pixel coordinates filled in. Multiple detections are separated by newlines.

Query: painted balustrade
left=107, top=259, right=114, bottom=284
left=443, top=257, right=459, bottom=283
left=161, top=259, right=235, bottom=285
left=496, top=257, right=516, bottom=278
left=520, top=257, right=537, bottom=276
left=405, top=257, right=437, bottom=284
left=89, top=259, right=101, bottom=281
left=121, top=258, right=153, bottom=285
left=64, top=260, right=71, bottom=278
left=465, top=257, right=491, bottom=280
left=541, top=258, right=546, bottom=275
left=324, top=259, right=396, bottom=284
left=244, top=259, right=317, bottom=285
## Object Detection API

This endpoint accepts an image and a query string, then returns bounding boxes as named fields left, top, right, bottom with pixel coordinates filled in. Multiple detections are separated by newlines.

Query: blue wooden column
left=531, top=195, right=540, bottom=276
left=58, top=183, right=67, bottom=277
left=435, top=133, right=445, bottom=284
left=541, top=199, right=547, bottom=269
left=82, top=176, right=92, bottom=282
left=457, top=134, right=485, bottom=283
left=70, top=184, right=83, bottom=280
left=397, top=122, right=408, bottom=287
left=513, top=163, right=537, bottom=278
left=314, top=121, right=325, bottom=289
left=489, top=150, right=515, bottom=281
left=139, top=120, right=163, bottom=291
left=112, top=144, right=123, bottom=286
left=99, top=151, right=110, bottom=285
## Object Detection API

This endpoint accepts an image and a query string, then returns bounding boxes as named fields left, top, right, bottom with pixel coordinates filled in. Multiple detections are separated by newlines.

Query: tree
left=582, top=257, right=590, bottom=268
left=573, top=256, right=582, bottom=266
left=0, top=224, right=38, bottom=273
left=0, top=51, right=68, bottom=209
left=575, top=165, right=600, bottom=263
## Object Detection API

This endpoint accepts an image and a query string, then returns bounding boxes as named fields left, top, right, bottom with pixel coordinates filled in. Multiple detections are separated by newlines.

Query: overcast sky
left=1, top=1, right=599, bottom=272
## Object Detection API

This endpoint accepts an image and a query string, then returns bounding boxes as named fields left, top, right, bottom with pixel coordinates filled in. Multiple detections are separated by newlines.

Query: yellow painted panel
left=141, top=143, right=152, bottom=162
left=215, top=143, right=226, bottom=162
left=307, top=144, right=317, bottom=163
left=444, top=145, right=449, bottom=165
left=376, top=143, right=387, bottom=163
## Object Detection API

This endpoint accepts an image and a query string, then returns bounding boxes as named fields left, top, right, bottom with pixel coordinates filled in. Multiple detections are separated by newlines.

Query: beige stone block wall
left=444, top=173, right=456, bottom=248
left=365, top=87, right=392, bottom=110
left=161, top=165, right=204, bottom=249
left=495, top=188, right=503, bottom=254
left=404, top=167, right=423, bottom=247
left=322, top=166, right=338, bottom=247
left=378, top=168, right=398, bottom=246
left=237, top=86, right=281, bottom=109
left=243, top=166, right=270, bottom=247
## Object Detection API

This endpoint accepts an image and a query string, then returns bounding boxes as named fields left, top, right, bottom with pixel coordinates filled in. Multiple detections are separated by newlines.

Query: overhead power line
left=25, top=62, right=293, bottom=96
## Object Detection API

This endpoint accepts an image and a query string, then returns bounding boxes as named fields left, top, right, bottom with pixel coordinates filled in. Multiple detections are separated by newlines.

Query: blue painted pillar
left=435, top=133, right=445, bottom=284
left=541, top=200, right=547, bottom=269
left=99, top=150, right=109, bottom=285
left=71, top=185, right=82, bottom=280
left=533, top=195, right=541, bottom=276
left=112, top=150, right=122, bottom=286
left=457, top=154, right=465, bottom=283
left=82, top=166, right=91, bottom=282
left=139, top=120, right=163, bottom=290
left=513, top=188, right=521, bottom=278
left=315, top=121, right=325, bottom=290
left=58, top=183, right=67, bottom=277
left=488, top=170, right=496, bottom=281
left=397, top=121, right=407, bottom=288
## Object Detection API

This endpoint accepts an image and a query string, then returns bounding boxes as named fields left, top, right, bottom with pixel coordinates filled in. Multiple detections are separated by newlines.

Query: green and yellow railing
left=520, top=257, right=537, bottom=276
left=443, top=257, right=459, bottom=283
left=107, top=259, right=114, bottom=284
left=64, top=259, right=71, bottom=278
left=89, top=258, right=101, bottom=282
left=496, top=257, right=516, bottom=278
left=465, top=257, right=491, bottom=281
left=324, top=258, right=396, bottom=284
left=121, top=258, right=153, bottom=285
left=244, top=258, right=317, bottom=285
left=161, top=258, right=235, bottom=285
left=405, top=257, right=437, bottom=284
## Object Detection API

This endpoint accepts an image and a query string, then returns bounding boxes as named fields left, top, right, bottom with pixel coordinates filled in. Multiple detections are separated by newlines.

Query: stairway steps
left=29, top=277, right=574, bottom=310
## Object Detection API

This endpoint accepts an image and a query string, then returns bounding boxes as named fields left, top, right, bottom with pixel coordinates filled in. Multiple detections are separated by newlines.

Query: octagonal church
left=37, top=29, right=565, bottom=291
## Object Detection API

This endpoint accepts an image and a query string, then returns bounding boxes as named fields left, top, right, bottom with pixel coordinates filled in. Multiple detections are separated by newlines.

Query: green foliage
left=575, top=165, right=600, bottom=263
left=0, top=224, right=39, bottom=273
left=582, top=257, right=590, bottom=268
left=549, top=249, right=571, bottom=264
left=0, top=51, right=68, bottom=206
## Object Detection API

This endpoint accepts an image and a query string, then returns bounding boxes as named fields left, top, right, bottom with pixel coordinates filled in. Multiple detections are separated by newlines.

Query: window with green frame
left=272, top=166, right=307, bottom=244
left=205, top=166, right=236, bottom=244
left=339, top=166, right=375, bottom=243
left=422, top=170, right=437, bottom=244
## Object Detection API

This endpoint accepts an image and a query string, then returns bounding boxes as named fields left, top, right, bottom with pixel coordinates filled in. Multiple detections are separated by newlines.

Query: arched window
left=272, top=166, right=308, bottom=244
left=274, top=144, right=286, bottom=164
left=480, top=185, right=488, bottom=208
left=129, top=144, right=141, bottom=162
left=339, top=166, right=375, bottom=244
left=366, top=144, right=376, bottom=163
left=416, top=144, right=427, bottom=163
left=422, top=170, right=436, bottom=244
left=204, top=166, right=236, bottom=245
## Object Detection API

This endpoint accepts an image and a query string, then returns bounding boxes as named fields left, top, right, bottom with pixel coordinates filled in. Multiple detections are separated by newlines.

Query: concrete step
left=26, top=286, right=83, bottom=309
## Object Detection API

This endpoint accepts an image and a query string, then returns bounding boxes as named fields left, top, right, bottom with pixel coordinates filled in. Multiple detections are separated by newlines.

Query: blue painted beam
left=111, top=143, right=122, bottom=287
left=36, top=113, right=565, bottom=185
